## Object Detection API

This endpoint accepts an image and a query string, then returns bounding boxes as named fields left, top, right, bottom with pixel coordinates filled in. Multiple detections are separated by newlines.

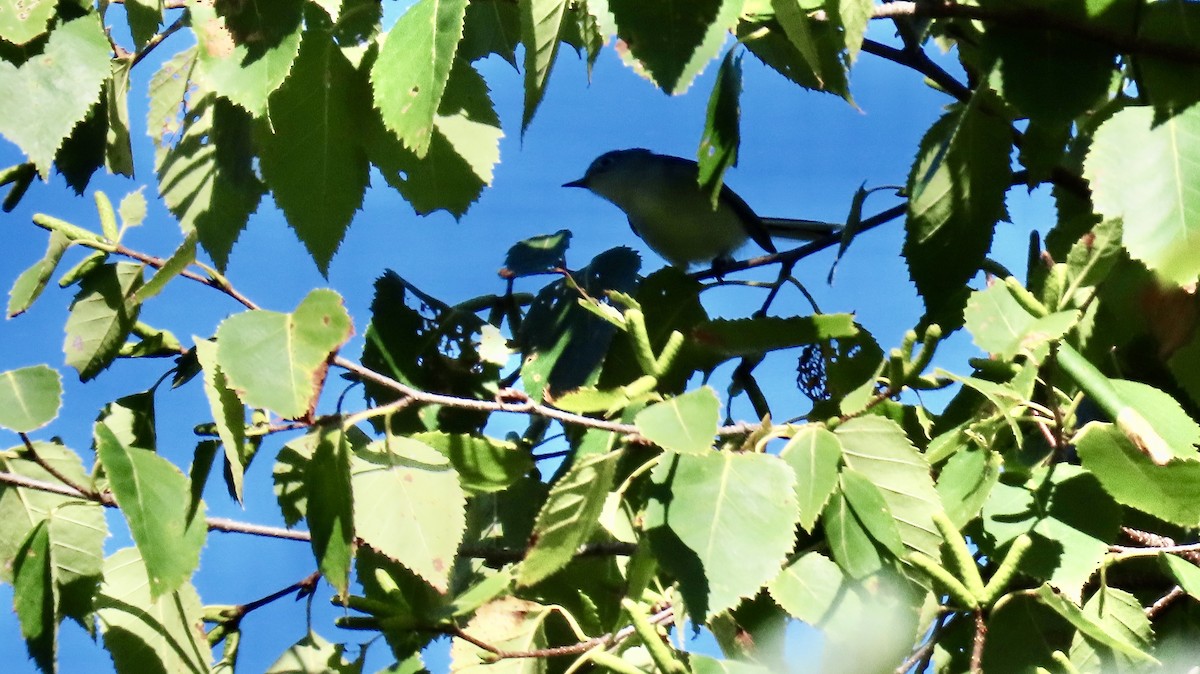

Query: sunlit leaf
left=95, top=423, right=205, bottom=598
left=0, top=15, right=111, bottom=176
left=1085, top=105, right=1200, bottom=285
left=0, top=365, right=62, bottom=433
left=634, top=386, right=719, bottom=455
left=216, top=288, right=353, bottom=419
left=647, top=452, right=798, bottom=618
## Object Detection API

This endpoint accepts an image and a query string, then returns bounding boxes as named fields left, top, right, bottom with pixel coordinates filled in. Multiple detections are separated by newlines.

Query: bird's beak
left=562, top=178, right=587, bottom=188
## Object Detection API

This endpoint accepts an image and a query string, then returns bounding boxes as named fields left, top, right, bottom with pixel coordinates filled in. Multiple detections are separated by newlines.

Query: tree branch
left=438, top=605, right=675, bottom=661
left=875, top=1, right=1200, bottom=66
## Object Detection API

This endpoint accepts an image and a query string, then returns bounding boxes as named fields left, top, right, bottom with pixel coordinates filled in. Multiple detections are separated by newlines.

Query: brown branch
left=131, top=16, right=186, bottom=69
left=18, top=432, right=111, bottom=504
left=970, top=609, right=987, bottom=673
left=1147, top=586, right=1186, bottom=620
left=459, top=540, right=637, bottom=564
left=1116, top=527, right=1200, bottom=564
left=876, top=1, right=1200, bottom=66
left=693, top=202, right=907, bottom=280
left=440, top=605, right=675, bottom=661
left=113, top=243, right=261, bottom=310
left=218, top=570, right=322, bottom=623
left=0, top=469, right=313, bottom=542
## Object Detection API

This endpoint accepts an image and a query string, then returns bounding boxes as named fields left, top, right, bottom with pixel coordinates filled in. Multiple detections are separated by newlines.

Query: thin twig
left=18, top=432, right=108, bottom=503
left=441, top=606, right=675, bottom=661
left=131, top=16, right=186, bottom=69
left=0, top=469, right=313, bottom=542
left=694, top=202, right=907, bottom=280
left=1147, top=586, right=1186, bottom=620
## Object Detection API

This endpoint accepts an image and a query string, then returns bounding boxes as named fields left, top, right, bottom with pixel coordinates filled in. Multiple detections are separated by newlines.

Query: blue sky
left=0, top=6, right=1053, bottom=673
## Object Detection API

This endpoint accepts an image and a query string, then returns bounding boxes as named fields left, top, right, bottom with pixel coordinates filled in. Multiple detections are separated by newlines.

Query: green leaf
left=602, top=0, right=743, bottom=94
left=981, top=593, right=1072, bottom=671
left=371, top=0, right=470, bottom=157
left=135, top=230, right=197, bottom=303
left=190, top=0, right=304, bottom=116
left=95, top=422, right=205, bottom=598
left=449, top=597, right=552, bottom=670
left=822, top=488, right=882, bottom=578
left=194, top=339, right=247, bottom=502
left=519, top=451, right=619, bottom=586
left=980, top=466, right=1119, bottom=602
left=105, top=56, right=134, bottom=178
left=690, top=314, right=858, bottom=357
left=691, top=654, right=774, bottom=674
left=125, top=0, right=162, bottom=49
left=697, top=49, right=742, bottom=207
left=1076, top=422, right=1200, bottom=527
left=935, top=442, right=1000, bottom=528
left=836, top=416, right=942, bottom=558
left=1084, top=105, right=1200, bottom=285
left=0, top=15, right=110, bottom=176
left=96, top=547, right=212, bottom=674
left=634, top=386, right=720, bottom=454
left=1069, top=587, right=1154, bottom=672
left=768, top=551, right=843, bottom=625
left=770, top=0, right=826, bottom=86
left=964, top=283, right=1079, bottom=360
left=1137, top=0, right=1200, bottom=120
left=839, top=468, right=906, bottom=558
left=503, top=230, right=571, bottom=277
left=905, top=92, right=1012, bottom=327
left=96, top=390, right=157, bottom=451
left=259, top=31, right=370, bottom=274
left=117, top=188, right=147, bottom=231
left=155, top=92, right=263, bottom=272
left=0, top=441, right=95, bottom=584
left=1163, top=553, right=1200, bottom=601
left=520, top=0, right=569, bottom=132
left=735, top=15, right=850, bottom=100
left=352, top=437, right=466, bottom=592
left=360, top=270, right=499, bottom=432
left=267, top=631, right=360, bottom=674
left=147, top=46, right=196, bottom=148
left=0, top=365, right=62, bottom=433
left=1034, top=584, right=1157, bottom=663
left=62, top=262, right=143, bottom=382
left=46, top=501, right=106, bottom=622
left=646, top=452, right=799, bottom=618
left=461, top=0, right=520, bottom=65
left=0, top=0, right=55, bottom=45
left=366, top=58, right=502, bottom=220
left=273, top=426, right=371, bottom=528
left=216, top=288, right=353, bottom=419
left=13, top=520, right=54, bottom=672
left=413, top=431, right=533, bottom=494
left=519, top=247, right=640, bottom=401
left=779, top=425, right=841, bottom=532
left=1110, top=378, right=1200, bottom=461
left=984, top=25, right=1115, bottom=126
left=838, top=0, right=872, bottom=63
left=7, top=230, right=70, bottom=318
left=308, top=428, right=354, bottom=594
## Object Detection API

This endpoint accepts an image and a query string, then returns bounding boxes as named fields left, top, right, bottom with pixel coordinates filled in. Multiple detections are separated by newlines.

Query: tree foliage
left=3, top=0, right=1200, bottom=672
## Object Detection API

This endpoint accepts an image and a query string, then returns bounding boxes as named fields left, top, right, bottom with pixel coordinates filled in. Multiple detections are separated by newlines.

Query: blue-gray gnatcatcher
left=564, top=148, right=839, bottom=268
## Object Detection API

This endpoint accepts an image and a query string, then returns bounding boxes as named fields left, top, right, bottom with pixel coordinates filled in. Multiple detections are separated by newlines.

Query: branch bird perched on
left=564, top=148, right=840, bottom=268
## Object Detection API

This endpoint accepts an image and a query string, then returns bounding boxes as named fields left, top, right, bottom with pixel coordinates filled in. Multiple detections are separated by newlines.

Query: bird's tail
left=761, top=217, right=843, bottom=240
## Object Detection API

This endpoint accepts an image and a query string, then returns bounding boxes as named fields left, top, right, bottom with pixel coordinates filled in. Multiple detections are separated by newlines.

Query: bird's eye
left=594, top=155, right=616, bottom=172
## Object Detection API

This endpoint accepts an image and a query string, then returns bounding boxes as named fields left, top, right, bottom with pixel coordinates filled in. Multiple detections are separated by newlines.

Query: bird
left=563, top=148, right=840, bottom=268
